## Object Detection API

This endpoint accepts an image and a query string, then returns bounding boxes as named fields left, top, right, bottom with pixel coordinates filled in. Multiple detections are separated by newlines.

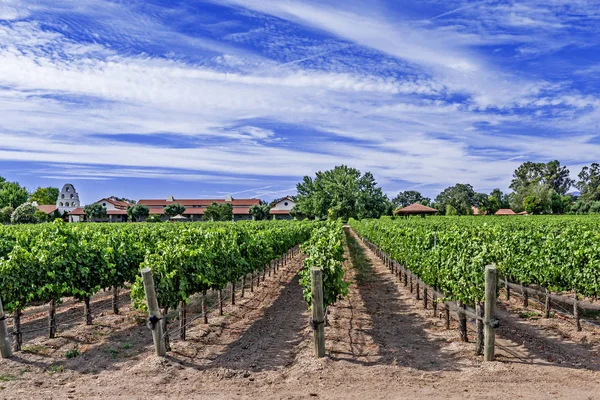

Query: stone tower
left=56, top=183, right=80, bottom=215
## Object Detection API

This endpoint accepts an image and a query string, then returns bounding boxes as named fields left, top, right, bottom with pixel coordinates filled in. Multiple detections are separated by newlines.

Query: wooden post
left=218, top=290, right=224, bottom=316
left=13, top=308, right=21, bottom=352
left=505, top=277, right=510, bottom=300
left=445, top=305, right=450, bottom=330
left=140, top=267, right=166, bottom=357
left=403, top=270, right=408, bottom=287
left=202, top=290, right=208, bottom=324
left=250, top=272, right=254, bottom=292
left=84, top=297, right=92, bottom=325
left=48, top=300, right=57, bottom=339
left=423, top=287, right=428, bottom=309
left=416, top=282, right=421, bottom=300
left=179, top=301, right=187, bottom=341
left=432, top=292, right=437, bottom=317
left=458, top=301, right=468, bottom=342
left=410, top=276, right=413, bottom=293
left=0, top=297, right=12, bottom=358
left=475, top=302, right=484, bottom=356
left=574, top=291, right=582, bottom=332
left=521, top=283, right=528, bottom=308
left=310, top=268, right=326, bottom=358
left=484, top=265, right=497, bottom=361
left=231, top=281, right=236, bottom=305
left=162, top=307, right=171, bottom=351
left=544, top=289, right=551, bottom=318
left=241, top=275, right=246, bottom=297
left=112, top=286, right=119, bottom=314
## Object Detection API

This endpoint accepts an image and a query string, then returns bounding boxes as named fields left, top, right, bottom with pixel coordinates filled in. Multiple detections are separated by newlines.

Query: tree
left=445, top=204, right=458, bottom=216
left=34, top=210, right=49, bottom=223
left=295, top=165, right=389, bottom=221
left=249, top=204, right=271, bottom=220
left=10, top=203, right=37, bottom=224
left=127, top=204, right=150, bottom=222
left=203, top=202, right=233, bottom=221
left=576, top=163, right=600, bottom=203
left=391, top=190, right=430, bottom=208
left=0, top=181, right=29, bottom=209
left=524, top=195, right=544, bottom=215
left=0, top=206, right=13, bottom=224
left=146, top=214, right=163, bottom=223
left=84, top=203, right=107, bottom=222
left=164, top=203, right=185, bottom=218
left=478, top=189, right=510, bottom=214
left=434, top=184, right=476, bottom=215
left=510, top=160, right=573, bottom=194
left=29, top=187, right=59, bottom=205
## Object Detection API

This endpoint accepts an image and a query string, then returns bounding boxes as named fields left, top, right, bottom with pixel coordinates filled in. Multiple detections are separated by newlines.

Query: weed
left=21, top=344, right=48, bottom=355
left=0, top=375, right=16, bottom=382
left=103, top=347, right=118, bottom=359
left=47, top=364, right=64, bottom=375
left=122, top=342, right=133, bottom=350
left=518, top=311, right=540, bottom=319
left=65, top=347, right=80, bottom=359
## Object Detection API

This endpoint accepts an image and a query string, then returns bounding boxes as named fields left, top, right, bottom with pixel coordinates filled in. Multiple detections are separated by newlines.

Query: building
left=69, top=197, right=133, bottom=222
left=137, top=195, right=261, bottom=221
left=495, top=208, right=516, bottom=216
left=57, top=183, right=80, bottom=215
left=269, top=196, right=296, bottom=220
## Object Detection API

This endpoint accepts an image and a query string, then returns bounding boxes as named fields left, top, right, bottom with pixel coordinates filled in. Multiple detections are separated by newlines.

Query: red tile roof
left=138, top=198, right=260, bottom=207
left=107, top=210, right=128, bottom=215
left=98, top=198, right=131, bottom=209
left=36, top=205, right=58, bottom=214
left=270, top=209, right=292, bottom=215
left=69, top=208, right=85, bottom=215
left=395, top=203, right=438, bottom=215
left=495, top=208, right=516, bottom=215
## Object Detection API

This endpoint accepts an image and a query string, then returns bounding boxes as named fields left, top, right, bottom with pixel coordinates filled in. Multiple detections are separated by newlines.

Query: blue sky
left=1, top=0, right=600, bottom=204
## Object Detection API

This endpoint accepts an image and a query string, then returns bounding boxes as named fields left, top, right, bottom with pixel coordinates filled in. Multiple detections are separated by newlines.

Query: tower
left=56, top=183, right=80, bottom=215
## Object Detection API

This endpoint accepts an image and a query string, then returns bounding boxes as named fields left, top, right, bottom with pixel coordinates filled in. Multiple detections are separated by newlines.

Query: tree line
left=293, top=161, right=600, bottom=219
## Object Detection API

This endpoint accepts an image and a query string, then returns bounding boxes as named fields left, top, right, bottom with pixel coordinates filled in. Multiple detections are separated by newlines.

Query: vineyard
left=0, top=220, right=325, bottom=351
left=350, top=216, right=600, bottom=305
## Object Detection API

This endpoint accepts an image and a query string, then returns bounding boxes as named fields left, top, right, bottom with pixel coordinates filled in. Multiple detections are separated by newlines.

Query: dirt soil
left=1, top=230, right=600, bottom=399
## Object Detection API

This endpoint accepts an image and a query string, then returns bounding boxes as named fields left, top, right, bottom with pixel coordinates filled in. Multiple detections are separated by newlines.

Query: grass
left=122, top=342, right=133, bottom=350
left=518, top=310, right=541, bottom=319
left=344, top=228, right=372, bottom=283
left=21, top=344, right=49, bottom=355
left=65, top=347, right=80, bottom=359
left=47, top=364, right=64, bottom=375
left=0, top=375, right=17, bottom=382
left=103, top=347, right=118, bottom=359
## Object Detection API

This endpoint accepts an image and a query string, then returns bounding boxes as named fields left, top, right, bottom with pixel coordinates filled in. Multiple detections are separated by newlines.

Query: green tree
left=295, top=165, right=389, bottom=221
left=29, top=187, right=59, bottom=205
left=10, top=203, right=37, bottom=224
left=576, top=163, right=600, bottom=202
left=249, top=203, right=271, bottom=220
left=0, top=206, right=13, bottom=224
left=391, top=190, right=430, bottom=208
left=34, top=210, right=49, bottom=223
left=445, top=204, right=458, bottom=216
left=523, top=196, right=543, bottom=215
left=203, top=202, right=233, bottom=221
left=127, top=204, right=150, bottom=222
left=510, top=161, right=573, bottom=206
left=83, top=203, right=107, bottom=222
left=164, top=203, right=185, bottom=217
left=0, top=181, right=29, bottom=209
left=434, top=184, right=476, bottom=215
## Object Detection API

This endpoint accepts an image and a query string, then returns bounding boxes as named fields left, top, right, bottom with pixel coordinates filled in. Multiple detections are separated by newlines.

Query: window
left=66, top=187, right=70, bottom=192
left=284, top=202, right=288, bottom=206
left=103, top=203, right=106, bottom=207
left=70, top=194, right=74, bottom=199
left=61, top=194, right=64, bottom=199
left=72, top=202, right=76, bottom=207
left=59, top=202, right=63, bottom=206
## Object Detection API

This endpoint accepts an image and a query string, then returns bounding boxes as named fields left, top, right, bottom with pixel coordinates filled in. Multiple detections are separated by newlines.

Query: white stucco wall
left=57, top=183, right=81, bottom=215
left=271, top=198, right=296, bottom=211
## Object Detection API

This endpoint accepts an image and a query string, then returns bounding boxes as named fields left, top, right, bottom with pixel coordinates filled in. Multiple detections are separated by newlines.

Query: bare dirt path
left=1, top=233, right=600, bottom=399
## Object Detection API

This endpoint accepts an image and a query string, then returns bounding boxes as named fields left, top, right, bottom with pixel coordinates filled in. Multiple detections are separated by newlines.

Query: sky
left=1, top=0, right=600, bottom=204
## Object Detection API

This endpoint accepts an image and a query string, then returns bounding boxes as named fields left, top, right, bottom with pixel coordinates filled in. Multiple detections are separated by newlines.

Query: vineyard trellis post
left=141, top=268, right=167, bottom=357
left=484, top=264, right=497, bottom=361
left=0, top=296, right=12, bottom=359
left=310, top=268, right=326, bottom=358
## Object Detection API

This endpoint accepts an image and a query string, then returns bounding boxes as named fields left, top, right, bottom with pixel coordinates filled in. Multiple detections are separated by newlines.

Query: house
left=269, top=196, right=296, bottom=220
left=495, top=208, right=516, bottom=216
left=69, top=197, right=133, bottom=222
left=35, top=183, right=80, bottom=219
left=137, top=195, right=261, bottom=221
